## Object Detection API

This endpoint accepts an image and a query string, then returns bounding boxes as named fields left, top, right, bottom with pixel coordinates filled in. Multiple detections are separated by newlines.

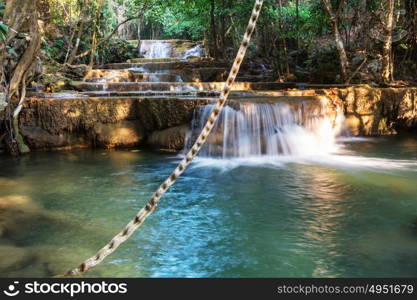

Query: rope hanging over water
left=61, top=0, right=264, bottom=277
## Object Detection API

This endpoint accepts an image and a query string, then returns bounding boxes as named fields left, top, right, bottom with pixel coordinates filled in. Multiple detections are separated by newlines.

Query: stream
left=1, top=136, right=416, bottom=277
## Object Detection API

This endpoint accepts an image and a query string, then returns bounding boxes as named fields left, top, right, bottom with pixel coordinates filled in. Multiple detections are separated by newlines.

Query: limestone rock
left=40, top=74, right=73, bottom=93
left=20, top=126, right=89, bottom=150
left=340, top=86, right=417, bottom=135
left=18, top=86, right=417, bottom=152
left=93, top=121, right=145, bottom=148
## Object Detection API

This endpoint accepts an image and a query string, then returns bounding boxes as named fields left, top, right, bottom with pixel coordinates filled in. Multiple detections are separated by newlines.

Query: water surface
left=0, top=137, right=417, bottom=277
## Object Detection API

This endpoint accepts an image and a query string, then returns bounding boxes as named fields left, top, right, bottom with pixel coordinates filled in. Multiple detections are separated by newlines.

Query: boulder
left=340, top=86, right=417, bottom=135
left=0, top=195, right=46, bottom=239
left=0, top=246, right=34, bottom=273
left=148, top=124, right=189, bottom=151
left=40, top=74, right=73, bottom=93
left=93, top=121, right=145, bottom=148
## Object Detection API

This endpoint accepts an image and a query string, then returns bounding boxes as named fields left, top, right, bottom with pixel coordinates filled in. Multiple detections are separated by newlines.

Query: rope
left=61, top=0, right=264, bottom=277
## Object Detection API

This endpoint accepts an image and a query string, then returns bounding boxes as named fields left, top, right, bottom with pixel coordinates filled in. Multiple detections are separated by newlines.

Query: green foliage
left=42, top=39, right=66, bottom=60
left=0, top=22, right=8, bottom=42
left=0, top=2, right=7, bottom=42
left=97, top=39, right=137, bottom=64
left=5, top=46, right=17, bottom=56
left=0, top=1, right=5, bottom=15
left=35, top=0, right=417, bottom=82
left=308, top=47, right=340, bottom=83
left=144, top=1, right=206, bottom=39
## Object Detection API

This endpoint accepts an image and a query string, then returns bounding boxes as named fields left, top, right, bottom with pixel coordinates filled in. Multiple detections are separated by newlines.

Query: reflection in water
left=185, top=102, right=345, bottom=157
left=0, top=138, right=416, bottom=277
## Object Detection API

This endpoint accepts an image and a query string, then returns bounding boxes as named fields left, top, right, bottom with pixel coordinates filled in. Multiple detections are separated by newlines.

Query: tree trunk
left=66, top=20, right=87, bottom=65
left=210, top=0, right=219, bottom=58
left=381, top=0, right=395, bottom=84
left=37, top=0, right=50, bottom=21
left=322, top=0, right=350, bottom=82
left=220, top=0, right=226, bottom=58
left=410, top=0, right=417, bottom=60
left=66, top=0, right=88, bottom=65
left=295, top=0, right=300, bottom=52
left=0, top=0, right=41, bottom=155
left=277, top=0, right=290, bottom=77
left=89, top=0, right=105, bottom=67
left=72, top=16, right=143, bottom=62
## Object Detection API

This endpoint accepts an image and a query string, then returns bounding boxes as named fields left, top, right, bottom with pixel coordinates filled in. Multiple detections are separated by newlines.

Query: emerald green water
left=0, top=137, right=417, bottom=277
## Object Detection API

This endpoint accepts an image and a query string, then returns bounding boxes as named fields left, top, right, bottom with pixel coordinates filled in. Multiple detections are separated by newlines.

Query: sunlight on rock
left=94, top=122, right=145, bottom=148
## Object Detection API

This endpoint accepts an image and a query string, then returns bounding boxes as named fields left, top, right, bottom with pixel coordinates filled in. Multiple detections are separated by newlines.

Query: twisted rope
left=62, top=0, right=264, bottom=277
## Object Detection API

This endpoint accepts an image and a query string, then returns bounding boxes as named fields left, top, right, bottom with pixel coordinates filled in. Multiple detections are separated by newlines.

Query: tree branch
left=72, top=16, right=142, bottom=61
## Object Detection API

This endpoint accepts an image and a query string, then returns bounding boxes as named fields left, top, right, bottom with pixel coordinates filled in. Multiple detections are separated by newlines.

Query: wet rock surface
left=148, top=124, right=189, bottom=152
left=19, top=96, right=212, bottom=150
left=17, top=41, right=417, bottom=152
left=340, top=86, right=417, bottom=135
left=20, top=87, right=417, bottom=151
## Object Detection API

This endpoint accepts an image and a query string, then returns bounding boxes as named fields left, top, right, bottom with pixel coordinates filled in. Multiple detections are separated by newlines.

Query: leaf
left=0, top=23, right=9, bottom=34
left=399, top=43, right=408, bottom=50
left=6, top=46, right=18, bottom=57
left=0, top=2, right=5, bottom=15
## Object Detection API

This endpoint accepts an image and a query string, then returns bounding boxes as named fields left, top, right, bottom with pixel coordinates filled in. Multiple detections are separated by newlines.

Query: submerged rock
left=355, top=228, right=417, bottom=264
left=0, top=246, right=34, bottom=273
left=0, top=195, right=49, bottom=239
left=341, top=86, right=417, bottom=135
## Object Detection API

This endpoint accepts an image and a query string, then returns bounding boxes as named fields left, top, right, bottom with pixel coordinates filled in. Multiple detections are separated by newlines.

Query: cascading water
left=185, top=100, right=417, bottom=171
left=182, top=44, right=203, bottom=59
left=140, top=41, right=172, bottom=58
left=185, top=101, right=346, bottom=158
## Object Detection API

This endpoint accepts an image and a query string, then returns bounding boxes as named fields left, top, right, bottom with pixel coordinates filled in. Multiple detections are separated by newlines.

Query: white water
left=186, top=102, right=345, bottom=158
left=147, top=73, right=183, bottom=82
left=140, top=41, right=172, bottom=58
left=184, top=102, right=417, bottom=172
left=182, top=44, right=203, bottom=59
left=139, top=40, right=203, bottom=59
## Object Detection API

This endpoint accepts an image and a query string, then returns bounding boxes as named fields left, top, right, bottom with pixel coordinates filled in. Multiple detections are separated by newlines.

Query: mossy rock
left=39, top=74, right=73, bottom=93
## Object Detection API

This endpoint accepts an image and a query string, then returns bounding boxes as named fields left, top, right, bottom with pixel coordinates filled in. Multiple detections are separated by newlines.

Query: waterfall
left=185, top=101, right=346, bottom=158
left=182, top=44, right=203, bottom=59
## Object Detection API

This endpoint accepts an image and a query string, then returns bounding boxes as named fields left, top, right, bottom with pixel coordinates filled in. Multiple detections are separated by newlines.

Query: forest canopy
left=30, top=0, right=416, bottom=83
left=1, top=0, right=415, bottom=82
